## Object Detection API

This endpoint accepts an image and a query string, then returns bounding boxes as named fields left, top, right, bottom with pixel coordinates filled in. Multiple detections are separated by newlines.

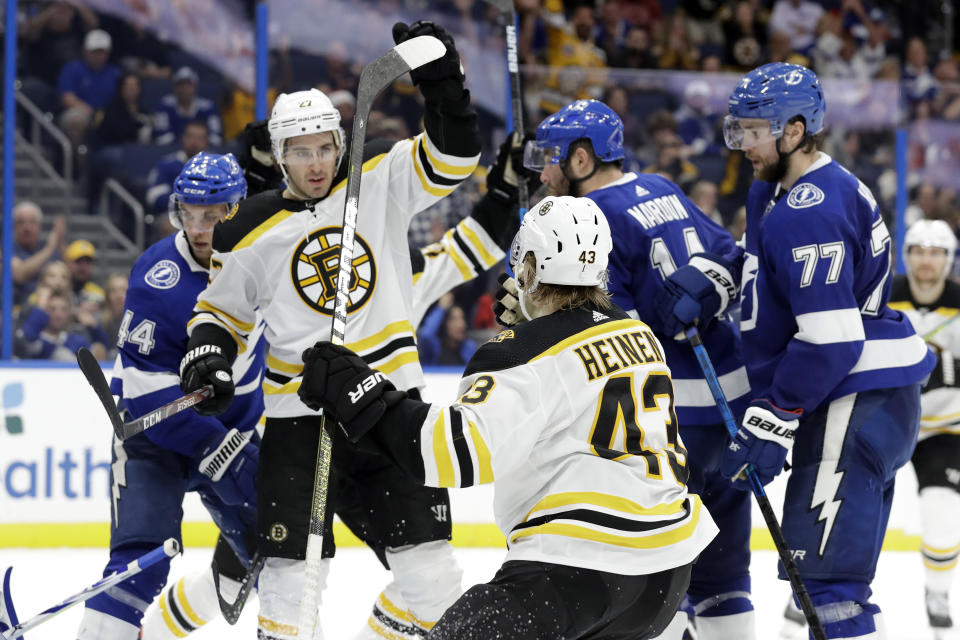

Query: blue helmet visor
left=722, top=115, right=783, bottom=151
left=168, top=196, right=233, bottom=231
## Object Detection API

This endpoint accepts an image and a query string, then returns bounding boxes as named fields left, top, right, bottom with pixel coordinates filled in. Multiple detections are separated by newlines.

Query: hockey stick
left=212, top=552, right=264, bottom=625
left=923, top=310, right=960, bottom=342
left=485, top=0, right=528, bottom=213
left=77, top=347, right=212, bottom=440
left=0, top=539, right=180, bottom=640
left=296, top=34, right=448, bottom=637
left=684, top=326, right=827, bottom=640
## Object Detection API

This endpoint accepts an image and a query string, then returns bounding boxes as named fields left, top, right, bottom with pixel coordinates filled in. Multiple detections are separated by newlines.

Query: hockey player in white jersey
left=178, top=20, right=481, bottom=640
left=298, top=195, right=718, bottom=640
left=657, top=62, right=935, bottom=640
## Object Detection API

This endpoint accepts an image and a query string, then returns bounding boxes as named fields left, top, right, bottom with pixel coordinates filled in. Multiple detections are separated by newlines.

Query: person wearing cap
left=64, top=239, right=105, bottom=305
left=11, top=201, right=66, bottom=308
left=153, top=65, right=223, bottom=146
left=57, top=28, right=122, bottom=146
left=145, top=121, right=211, bottom=217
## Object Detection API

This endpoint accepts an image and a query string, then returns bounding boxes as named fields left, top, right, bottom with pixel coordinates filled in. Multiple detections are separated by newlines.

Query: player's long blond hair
left=519, top=253, right=612, bottom=312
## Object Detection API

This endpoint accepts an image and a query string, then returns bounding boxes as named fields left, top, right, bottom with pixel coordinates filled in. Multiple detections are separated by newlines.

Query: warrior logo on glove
left=290, top=226, right=377, bottom=315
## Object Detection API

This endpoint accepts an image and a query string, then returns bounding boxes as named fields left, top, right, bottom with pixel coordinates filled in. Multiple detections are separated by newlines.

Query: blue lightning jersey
left=739, top=153, right=934, bottom=413
left=109, top=232, right=265, bottom=455
left=587, top=172, right=750, bottom=426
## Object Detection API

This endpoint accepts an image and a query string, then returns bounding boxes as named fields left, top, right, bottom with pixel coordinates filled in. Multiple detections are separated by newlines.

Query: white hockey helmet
left=269, top=89, right=346, bottom=178
left=510, top=195, right=613, bottom=291
left=904, top=219, right=958, bottom=278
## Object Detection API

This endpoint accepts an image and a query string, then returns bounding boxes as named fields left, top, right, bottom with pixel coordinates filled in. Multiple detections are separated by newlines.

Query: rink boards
left=0, top=363, right=924, bottom=550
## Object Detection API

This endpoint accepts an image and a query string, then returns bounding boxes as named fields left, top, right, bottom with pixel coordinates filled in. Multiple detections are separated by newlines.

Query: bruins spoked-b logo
left=291, top=226, right=376, bottom=315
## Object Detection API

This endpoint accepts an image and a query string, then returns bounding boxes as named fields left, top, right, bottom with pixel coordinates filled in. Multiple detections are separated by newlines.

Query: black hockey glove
left=299, top=342, right=407, bottom=442
left=179, top=344, right=235, bottom=416
left=392, top=20, right=464, bottom=87
left=238, top=119, right=283, bottom=196
left=493, top=272, right=525, bottom=327
left=926, top=345, right=958, bottom=391
left=485, top=132, right=538, bottom=207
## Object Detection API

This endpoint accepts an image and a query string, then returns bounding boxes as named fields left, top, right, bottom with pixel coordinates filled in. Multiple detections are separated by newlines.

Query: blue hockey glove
left=179, top=344, right=235, bottom=416
left=299, top=342, right=406, bottom=442
left=721, top=399, right=802, bottom=489
left=654, top=255, right=738, bottom=339
left=198, top=428, right=258, bottom=506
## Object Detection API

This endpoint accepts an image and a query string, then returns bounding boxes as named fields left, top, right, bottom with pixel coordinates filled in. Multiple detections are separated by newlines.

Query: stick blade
left=0, top=567, right=19, bottom=640
left=76, top=348, right=124, bottom=440
left=393, top=35, right=446, bottom=71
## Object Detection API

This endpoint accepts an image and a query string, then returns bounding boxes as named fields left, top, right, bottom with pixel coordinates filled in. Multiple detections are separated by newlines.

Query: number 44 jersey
left=407, top=306, right=718, bottom=575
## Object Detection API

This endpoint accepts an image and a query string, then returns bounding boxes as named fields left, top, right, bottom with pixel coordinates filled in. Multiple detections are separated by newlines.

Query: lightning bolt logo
left=809, top=395, right=855, bottom=556
left=111, top=434, right=128, bottom=528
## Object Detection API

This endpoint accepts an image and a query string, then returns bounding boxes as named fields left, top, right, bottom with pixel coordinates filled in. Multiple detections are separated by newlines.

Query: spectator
left=676, top=80, right=721, bottom=156
left=906, top=182, right=940, bottom=227
left=595, top=0, right=630, bottom=61
left=329, top=89, right=356, bottom=135
left=602, top=86, right=645, bottom=172
left=21, top=0, right=99, bottom=86
left=92, top=72, right=152, bottom=147
left=608, top=26, right=657, bottom=69
left=813, top=9, right=885, bottom=81
left=57, top=29, right=123, bottom=147
left=541, top=3, right=608, bottom=111
left=617, top=0, right=661, bottom=32
left=903, top=37, right=938, bottom=104
left=64, top=239, right=105, bottom=305
left=145, top=121, right=210, bottom=214
left=28, top=261, right=73, bottom=305
left=100, top=13, right=172, bottom=79
left=15, top=288, right=92, bottom=361
left=417, top=295, right=478, bottom=366
left=658, top=13, right=700, bottom=70
left=643, top=130, right=700, bottom=192
left=100, top=273, right=129, bottom=355
left=154, top=66, right=223, bottom=146
left=11, top=202, right=65, bottom=308
left=681, top=0, right=725, bottom=47
left=723, top=0, right=768, bottom=71
left=727, top=205, right=747, bottom=241
left=639, top=109, right=679, bottom=166
left=768, top=0, right=824, bottom=54
left=689, top=180, right=724, bottom=226
left=932, top=57, right=960, bottom=120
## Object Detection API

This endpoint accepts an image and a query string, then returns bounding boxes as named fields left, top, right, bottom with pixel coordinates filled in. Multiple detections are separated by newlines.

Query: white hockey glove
left=493, top=273, right=525, bottom=327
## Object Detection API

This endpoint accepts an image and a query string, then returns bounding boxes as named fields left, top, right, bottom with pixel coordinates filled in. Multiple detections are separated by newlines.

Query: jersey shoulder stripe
left=214, top=190, right=299, bottom=252
left=327, top=139, right=394, bottom=197
left=464, top=306, right=633, bottom=376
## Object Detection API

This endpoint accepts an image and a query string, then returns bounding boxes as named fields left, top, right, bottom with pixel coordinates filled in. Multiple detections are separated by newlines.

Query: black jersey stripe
left=361, top=336, right=417, bottom=366
left=417, top=140, right=463, bottom=187
left=511, top=499, right=692, bottom=535
left=449, top=408, right=473, bottom=487
left=166, top=587, right=198, bottom=632
left=452, top=227, right=484, bottom=274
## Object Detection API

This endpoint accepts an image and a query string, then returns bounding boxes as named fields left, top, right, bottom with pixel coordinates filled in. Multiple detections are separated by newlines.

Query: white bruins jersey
left=414, top=307, right=717, bottom=575
left=410, top=215, right=505, bottom=325
left=189, top=134, right=479, bottom=418
left=889, top=275, right=960, bottom=440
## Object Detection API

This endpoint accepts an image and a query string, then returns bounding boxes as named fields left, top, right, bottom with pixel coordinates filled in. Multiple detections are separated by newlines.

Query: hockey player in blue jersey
left=657, top=62, right=936, bottom=639
left=77, top=152, right=264, bottom=639
left=513, top=99, right=755, bottom=639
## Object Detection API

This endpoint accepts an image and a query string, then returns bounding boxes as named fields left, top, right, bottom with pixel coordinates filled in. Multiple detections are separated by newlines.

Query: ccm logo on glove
left=350, top=371, right=389, bottom=404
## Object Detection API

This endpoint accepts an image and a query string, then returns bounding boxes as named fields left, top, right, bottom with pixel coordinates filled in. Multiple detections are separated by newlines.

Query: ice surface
left=0, top=546, right=951, bottom=639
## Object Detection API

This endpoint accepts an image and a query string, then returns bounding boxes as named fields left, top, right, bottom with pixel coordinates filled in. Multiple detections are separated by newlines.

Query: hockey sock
left=140, top=567, right=238, bottom=639
left=385, top=541, right=462, bottom=634
left=805, top=579, right=882, bottom=639
left=258, top=557, right=329, bottom=640
left=919, top=487, right=960, bottom=593
left=356, top=582, right=420, bottom=640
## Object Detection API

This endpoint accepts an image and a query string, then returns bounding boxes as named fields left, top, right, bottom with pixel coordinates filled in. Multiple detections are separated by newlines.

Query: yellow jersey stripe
left=194, top=300, right=255, bottom=332
left=158, top=592, right=188, bottom=638
left=413, top=271, right=424, bottom=286
left=328, top=153, right=389, bottom=197
left=468, top=421, right=494, bottom=484
left=187, top=316, right=247, bottom=354
left=524, top=492, right=686, bottom=521
left=377, top=593, right=412, bottom=622
left=346, top=320, right=415, bottom=354
left=175, top=577, right=207, bottom=627
left=886, top=301, right=913, bottom=312
left=409, top=612, right=437, bottom=631
left=267, top=353, right=302, bottom=375
left=368, top=618, right=411, bottom=640
left=531, top=319, right=643, bottom=362
left=411, top=143, right=457, bottom=198
left=442, top=228, right=474, bottom=281
left=234, top=209, right=297, bottom=251
left=420, top=134, right=478, bottom=177
left=459, top=221, right=500, bottom=268
left=378, top=350, right=421, bottom=375
left=510, top=496, right=702, bottom=549
left=263, top=379, right=301, bottom=395
left=433, top=410, right=456, bottom=487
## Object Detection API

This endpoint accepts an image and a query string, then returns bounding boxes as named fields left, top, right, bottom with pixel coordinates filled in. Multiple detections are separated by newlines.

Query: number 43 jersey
left=411, top=306, right=718, bottom=575
left=740, top=153, right=934, bottom=413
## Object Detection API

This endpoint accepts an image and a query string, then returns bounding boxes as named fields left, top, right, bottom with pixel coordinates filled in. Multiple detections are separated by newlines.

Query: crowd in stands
left=4, top=0, right=960, bottom=361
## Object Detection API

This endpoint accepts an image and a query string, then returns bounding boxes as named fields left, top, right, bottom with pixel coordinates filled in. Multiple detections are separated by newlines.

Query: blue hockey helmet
left=524, top=99, right=624, bottom=171
left=724, top=63, right=826, bottom=151
left=170, top=152, right=247, bottom=229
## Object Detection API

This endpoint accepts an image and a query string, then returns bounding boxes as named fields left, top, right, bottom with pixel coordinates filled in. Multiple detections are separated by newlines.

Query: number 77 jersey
left=414, top=307, right=718, bottom=576
left=739, top=154, right=934, bottom=413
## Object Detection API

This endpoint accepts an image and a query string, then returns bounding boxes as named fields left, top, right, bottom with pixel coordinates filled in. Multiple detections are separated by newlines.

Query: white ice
left=0, top=545, right=952, bottom=639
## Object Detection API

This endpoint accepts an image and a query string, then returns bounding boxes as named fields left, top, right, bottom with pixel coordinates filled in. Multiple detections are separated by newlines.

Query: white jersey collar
left=175, top=232, right=208, bottom=273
